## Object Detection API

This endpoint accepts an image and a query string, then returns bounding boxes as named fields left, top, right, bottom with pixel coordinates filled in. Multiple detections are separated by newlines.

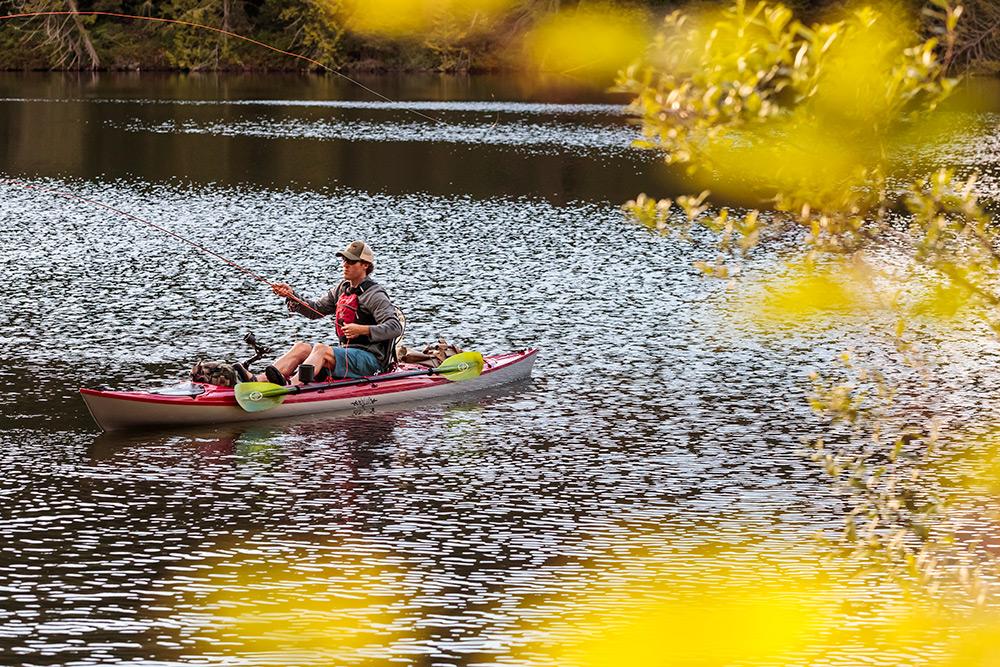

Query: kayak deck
left=81, top=349, right=537, bottom=432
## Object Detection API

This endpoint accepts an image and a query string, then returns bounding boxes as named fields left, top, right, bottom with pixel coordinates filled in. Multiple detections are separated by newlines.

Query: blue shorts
left=332, top=347, right=380, bottom=379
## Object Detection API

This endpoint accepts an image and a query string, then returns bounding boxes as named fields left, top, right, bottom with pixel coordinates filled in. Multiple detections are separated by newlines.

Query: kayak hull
left=81, top=349, right=537, bottom=432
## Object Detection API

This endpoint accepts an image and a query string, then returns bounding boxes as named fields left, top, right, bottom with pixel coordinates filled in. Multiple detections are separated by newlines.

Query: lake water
left=1, top=72, right=999, bottom=666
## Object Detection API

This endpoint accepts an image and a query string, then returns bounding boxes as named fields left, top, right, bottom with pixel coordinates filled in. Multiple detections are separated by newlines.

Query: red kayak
left=81, top=349, right=538, bottom=432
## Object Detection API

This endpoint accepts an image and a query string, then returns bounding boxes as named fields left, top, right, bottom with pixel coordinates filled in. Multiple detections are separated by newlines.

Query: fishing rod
left=1, top=178, right=326, bottom=318
left=0, top=10, right=460, bottom=318
left=0, top=10, right=446, bottom=126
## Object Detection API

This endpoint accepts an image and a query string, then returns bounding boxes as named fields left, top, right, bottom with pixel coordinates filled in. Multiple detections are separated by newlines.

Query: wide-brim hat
left=336, top=240, right=375, bottom=264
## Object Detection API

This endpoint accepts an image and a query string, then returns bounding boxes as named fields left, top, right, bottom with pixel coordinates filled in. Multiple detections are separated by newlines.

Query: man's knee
left=291, top=341, right=312, bottom=357
left=306, top=343, right=331, bottom=366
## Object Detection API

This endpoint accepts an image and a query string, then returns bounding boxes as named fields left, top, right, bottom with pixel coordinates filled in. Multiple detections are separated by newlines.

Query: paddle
left=233, top=351, right=486, bottom=413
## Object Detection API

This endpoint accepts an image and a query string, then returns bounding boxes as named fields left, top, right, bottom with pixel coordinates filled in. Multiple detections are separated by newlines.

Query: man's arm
left=360, top=289, right=403, bottom=341
left=286, top=286, right=339, bottom=320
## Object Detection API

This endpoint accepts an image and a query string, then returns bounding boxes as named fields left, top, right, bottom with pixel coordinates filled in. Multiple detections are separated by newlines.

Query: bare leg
left=294, top=343, right=334, bottom=385
left=256, top=341, right=311, bottom=381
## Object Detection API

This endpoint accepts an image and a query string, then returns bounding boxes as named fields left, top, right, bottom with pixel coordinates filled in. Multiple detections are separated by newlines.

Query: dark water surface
left=0, top=72, right=674, bottom=204
left=1, top=73, right=999, bottom=666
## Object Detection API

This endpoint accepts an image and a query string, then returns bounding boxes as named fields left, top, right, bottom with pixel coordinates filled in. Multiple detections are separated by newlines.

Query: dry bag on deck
left=395, top=338, right=464, bottom=369
left=190, top=360, right=239, bottom=387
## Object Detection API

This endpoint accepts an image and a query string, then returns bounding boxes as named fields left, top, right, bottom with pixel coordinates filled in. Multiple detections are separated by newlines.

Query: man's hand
left=342, top=323, right=369, bottom=339
left=272, top=282, right=294, bottom=298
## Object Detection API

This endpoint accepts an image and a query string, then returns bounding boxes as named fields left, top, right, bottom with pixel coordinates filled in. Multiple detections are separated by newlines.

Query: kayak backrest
left=386, top=306, right=406, bottom=371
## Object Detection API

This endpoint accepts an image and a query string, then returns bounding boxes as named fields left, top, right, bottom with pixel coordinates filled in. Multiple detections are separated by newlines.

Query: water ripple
left=112, top=118, right=640, bottom=154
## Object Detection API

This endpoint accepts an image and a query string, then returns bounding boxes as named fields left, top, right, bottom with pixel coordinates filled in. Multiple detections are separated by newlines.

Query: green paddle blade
left=234, top=381, right=289, bottom=412
left=435, top=351, right=485, bottom=382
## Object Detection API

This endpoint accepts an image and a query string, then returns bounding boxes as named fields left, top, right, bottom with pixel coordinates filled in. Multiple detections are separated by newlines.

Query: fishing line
left=1, top=10, right=513, bottom=157
left=0, top=11, right=500, bottom=324
left=0, top=177, right=326, bottom=318
left=0, top=10, right=469, bottom=320
left=0, top=10, right=448, bottom=126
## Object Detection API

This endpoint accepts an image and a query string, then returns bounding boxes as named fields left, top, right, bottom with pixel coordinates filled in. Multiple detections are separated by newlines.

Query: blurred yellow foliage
left=909, top=281, right=974, bottom=319
left=807, top=5, right=914, bottom=125
left=614, top=2, right=1000, bottom=651
left=703, top=122, right=867, bottom=206
left=756, top=261, right=866, bottom=323
left=729, top=251, right=983, bottom=331
left=941, top=618, right=1000, bottom=666
left=619, top=0, right=957, bottom=217
left=191, top=538, right=1000, bottom=665
left=552, top=585, right=830, bottom=667
left=523, top=6, right=651, bottom=82
left=525, top=549, right=1000, bottom=667
left=342, top=0, right=515, bottom=38
left=203, top=552, right=401, bottom=662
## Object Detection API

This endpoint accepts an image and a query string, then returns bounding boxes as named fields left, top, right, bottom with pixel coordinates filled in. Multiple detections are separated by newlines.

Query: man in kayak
left=256, top=240, right=403, bottom=385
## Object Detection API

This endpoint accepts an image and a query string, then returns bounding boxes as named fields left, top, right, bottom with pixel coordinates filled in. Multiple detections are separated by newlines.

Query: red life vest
left=335, top=278, right=377, bottom=342
left=334, top=290, right=360, bottom=340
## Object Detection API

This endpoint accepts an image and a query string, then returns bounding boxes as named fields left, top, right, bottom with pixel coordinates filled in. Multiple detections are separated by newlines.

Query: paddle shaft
left=262, top=366, right=448, bottom=398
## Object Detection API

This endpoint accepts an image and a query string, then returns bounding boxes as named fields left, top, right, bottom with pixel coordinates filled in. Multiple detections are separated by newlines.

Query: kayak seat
left=383, top=306, right=406, bottom=373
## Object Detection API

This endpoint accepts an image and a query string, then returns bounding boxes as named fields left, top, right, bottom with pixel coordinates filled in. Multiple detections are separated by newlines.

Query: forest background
left=2, top=0, right=999, bottom=74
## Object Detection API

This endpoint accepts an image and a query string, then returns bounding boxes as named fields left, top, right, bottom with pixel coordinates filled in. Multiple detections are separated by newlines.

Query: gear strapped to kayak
left=189, top=332, right=274, bottom=388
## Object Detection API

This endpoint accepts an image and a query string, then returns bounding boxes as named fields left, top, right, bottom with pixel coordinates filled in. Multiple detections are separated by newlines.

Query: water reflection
left=0, top=96, right=626, bottom=115
left=0, top=72, right=672, bottom=203
left=115, top=117, right=639, bottom=154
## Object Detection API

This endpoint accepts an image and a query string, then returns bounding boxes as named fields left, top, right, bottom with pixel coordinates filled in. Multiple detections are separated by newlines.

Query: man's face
left=342, top=258, right=368, bottom=283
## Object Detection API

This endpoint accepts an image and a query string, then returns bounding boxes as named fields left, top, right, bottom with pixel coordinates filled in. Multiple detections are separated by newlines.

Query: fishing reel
left=242, top=332, right=273, bottom=370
